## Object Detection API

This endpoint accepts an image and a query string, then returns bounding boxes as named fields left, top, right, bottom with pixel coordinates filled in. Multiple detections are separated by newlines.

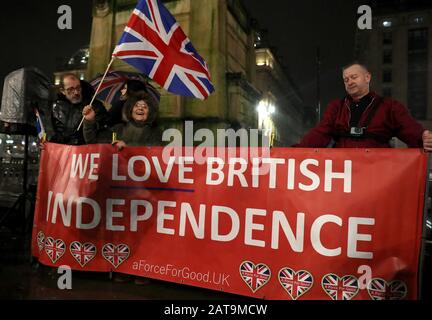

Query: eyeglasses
left=64, top=86, right=81, bottom=94
left=134, top=102, right=148, bottom=108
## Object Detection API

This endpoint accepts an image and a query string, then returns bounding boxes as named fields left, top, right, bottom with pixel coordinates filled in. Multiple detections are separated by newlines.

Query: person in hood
left=82, top=91, right=162, bottom=150
left=107, top=79, right=148, bottom=127
left=50, top=73, right=109, bottom=145
left=83, top=90, right=162, bottom=285
left=294, top=62, right=432, bottom=150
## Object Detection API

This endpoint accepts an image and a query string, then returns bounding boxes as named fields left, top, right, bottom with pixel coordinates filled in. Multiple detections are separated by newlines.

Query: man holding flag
left=52, top=74, right=109, bottom=145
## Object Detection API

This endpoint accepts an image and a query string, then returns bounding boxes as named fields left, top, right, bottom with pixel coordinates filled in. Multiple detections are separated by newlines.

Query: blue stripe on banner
left=110, top=186, right=195, bottom=193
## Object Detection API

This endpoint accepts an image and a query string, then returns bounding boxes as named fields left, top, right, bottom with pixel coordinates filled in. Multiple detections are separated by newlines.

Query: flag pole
left=76, top=56, right=115, bottom=131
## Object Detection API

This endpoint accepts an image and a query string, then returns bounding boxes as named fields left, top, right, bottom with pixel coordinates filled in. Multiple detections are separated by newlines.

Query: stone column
left=86, top=0, right=116, bottom=79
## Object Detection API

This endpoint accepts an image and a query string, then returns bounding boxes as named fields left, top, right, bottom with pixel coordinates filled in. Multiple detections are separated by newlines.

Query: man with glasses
left=51, top=74, right=109, bottom=145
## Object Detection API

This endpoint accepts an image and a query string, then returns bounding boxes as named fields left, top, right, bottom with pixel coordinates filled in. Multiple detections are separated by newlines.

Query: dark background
left=0, top=0, right=93, bottom=90
left=0, top=0, right=365, bottom=110
left=245, top=0, right=365, bottom=107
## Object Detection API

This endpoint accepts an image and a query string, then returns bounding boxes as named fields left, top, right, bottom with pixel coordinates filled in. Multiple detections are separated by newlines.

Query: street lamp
left=268, top=104, right=275, bottom=114
left=257, top=100, right=276, bottom=130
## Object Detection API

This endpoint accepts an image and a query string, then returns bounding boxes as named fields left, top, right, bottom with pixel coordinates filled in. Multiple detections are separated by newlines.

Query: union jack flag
left=90, top=71, right=161, bottom=106
left=239, top=261, right=271, bottom=293
left=34, top=108, right=45, bottom=141
left=91, top=71, right=144, bottom=105
left=112, top=0, right=214, bottom=100
left=69, top=241, right=97, bottom=268
left=279, top=268, right=314, bottom=300
left=102, top=243, right=130, bottom=268
left=37, top=231, right=45, bottom=253
left=321, top=273, right=359, bottom=300
left=367, top=278, right=407, bottom=300
left=44, top=237, right=65, bottom=264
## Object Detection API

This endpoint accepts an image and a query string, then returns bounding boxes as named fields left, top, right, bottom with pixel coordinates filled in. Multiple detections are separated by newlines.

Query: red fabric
left=295, top=92, right=425, bottom=148
left=31, top=144, right=427, bottom=300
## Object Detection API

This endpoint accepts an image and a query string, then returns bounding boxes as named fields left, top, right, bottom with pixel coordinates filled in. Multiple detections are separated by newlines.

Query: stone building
left=355, top=0, right=432, bottom=132
left=85, top=0, right=310, bottom=146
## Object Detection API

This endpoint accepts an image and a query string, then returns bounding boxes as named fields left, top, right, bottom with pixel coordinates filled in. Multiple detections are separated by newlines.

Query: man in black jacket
left=50, top=73, right=109, bottom=145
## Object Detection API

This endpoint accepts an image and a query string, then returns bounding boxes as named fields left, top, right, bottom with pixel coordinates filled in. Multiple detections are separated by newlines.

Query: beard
left=69, top=95, right=83, bottom=104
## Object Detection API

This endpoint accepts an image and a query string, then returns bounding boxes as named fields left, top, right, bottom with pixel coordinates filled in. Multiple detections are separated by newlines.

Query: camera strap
left=335, top=95, right=388, bottom=143
left=361, top=96, right=382, bottom=129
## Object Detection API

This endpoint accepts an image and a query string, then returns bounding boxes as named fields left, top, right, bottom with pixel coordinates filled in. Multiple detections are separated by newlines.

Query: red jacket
left=295, top=92, right=425, bottom=148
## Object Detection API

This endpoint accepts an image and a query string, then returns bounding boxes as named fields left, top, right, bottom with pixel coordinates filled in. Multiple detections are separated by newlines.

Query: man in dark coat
left=294, top=62, right=432, bottom=150
left=50, top=73, right=109, bottom=145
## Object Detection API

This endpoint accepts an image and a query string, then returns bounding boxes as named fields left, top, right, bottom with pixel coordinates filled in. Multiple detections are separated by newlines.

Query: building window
left=254, top=32, right=262, bottom=48
left=412, top=16, right=424, bottom=24
left=383, top=49, right=392, bottom=64
left=383, top=32, right=392, bottom=45
left=382, top=20, right=392, bottom=28
left=408, top=28, right=428, bottom=51
left=408, top=28, right=428, bottom=119
left=383, top=70, right=392, bottom=83
left=255, top=49, right=274, bottom=69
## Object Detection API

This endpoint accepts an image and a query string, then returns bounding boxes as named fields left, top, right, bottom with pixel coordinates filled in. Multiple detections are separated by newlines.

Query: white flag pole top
left=76, top=57, right=115, bottom=132
left=36, top=110, right=45, bottom=140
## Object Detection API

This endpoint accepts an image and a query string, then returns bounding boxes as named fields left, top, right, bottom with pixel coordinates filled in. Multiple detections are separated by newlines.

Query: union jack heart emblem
left=367, top=278, right=408, bottom=300
left=239, top=261, right=271, bottom=293
left=44, top=237, right=66, bottom=263
left=102, top=243, right=130, bottom=268
left=37, top=231, right=45, bottom=253
left=69, top=241, right=97, bottom=267
left=321, top=273, right=359, bottom=300
left=278, top=267, right=314, bottom=300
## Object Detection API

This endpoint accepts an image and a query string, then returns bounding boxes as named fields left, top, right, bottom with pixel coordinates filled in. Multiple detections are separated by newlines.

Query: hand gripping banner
left=32, top=143, right=428, bottom=300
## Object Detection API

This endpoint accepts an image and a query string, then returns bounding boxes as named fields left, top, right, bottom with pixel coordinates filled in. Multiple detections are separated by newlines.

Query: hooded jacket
left=50, top=80, right=109, bottom=145
left=295, top=92, right=425, bottom=148
left=83, top=92, right=163, bottom=146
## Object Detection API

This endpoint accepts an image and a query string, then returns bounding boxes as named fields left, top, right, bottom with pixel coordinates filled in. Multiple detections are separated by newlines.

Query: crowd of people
left=51, top=63, right=432, bottom=151
left=50, top=73, right=162, bottom=151
left=37, top=62, right=432, bottom=290
left=47, top=73, right=162, bottom=285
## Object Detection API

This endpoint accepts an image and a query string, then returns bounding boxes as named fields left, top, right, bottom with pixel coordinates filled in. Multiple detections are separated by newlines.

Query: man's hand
left=422, top=130, right=432, bottom=152
left=112, top=140, right=127, bottom=151
left=38, top=140, right=46, bottom=151
left=82, top=105, right=96, bottom=122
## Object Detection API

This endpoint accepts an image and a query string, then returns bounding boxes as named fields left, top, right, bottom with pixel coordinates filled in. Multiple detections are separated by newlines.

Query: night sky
left=0, top=0, right=365, bottom=109
left=0, top=0, right=93, bottom=92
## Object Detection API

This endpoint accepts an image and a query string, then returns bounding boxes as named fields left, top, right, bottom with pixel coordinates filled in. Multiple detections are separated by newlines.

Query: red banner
left=32, top=143, right=427, bottom=300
